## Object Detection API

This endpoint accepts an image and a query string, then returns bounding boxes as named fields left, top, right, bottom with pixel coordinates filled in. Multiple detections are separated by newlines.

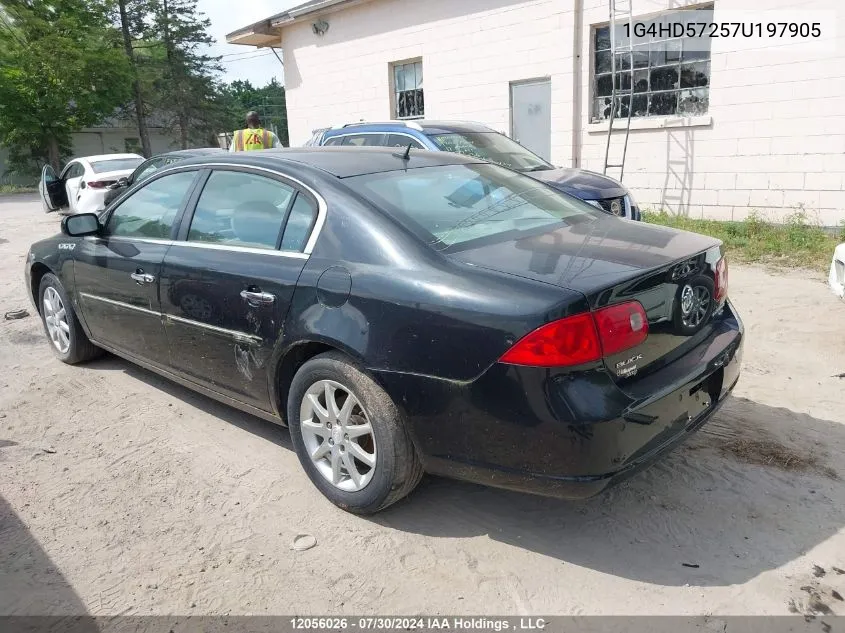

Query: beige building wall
left=277, top=0, right=845, bottom=224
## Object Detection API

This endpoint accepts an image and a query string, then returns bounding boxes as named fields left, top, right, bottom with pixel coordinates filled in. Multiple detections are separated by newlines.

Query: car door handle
left=130, top=271, right=155, bottom=285
left=240, top=289, right=275, bottom=306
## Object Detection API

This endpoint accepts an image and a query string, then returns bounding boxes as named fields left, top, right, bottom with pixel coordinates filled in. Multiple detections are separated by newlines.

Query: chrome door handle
left=130, top=272, right=155, bottom=285
left=240, top=290, right=276, bottom=306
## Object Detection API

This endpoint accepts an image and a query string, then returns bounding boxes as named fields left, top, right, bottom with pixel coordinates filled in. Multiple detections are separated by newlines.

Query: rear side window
left=106, top=171, right=197, bottom=238
left=188, top=171, right=296, bottom=250
left=281, top=194, right=318, bottom=252
left=386, top=134, right=424, bottom=149
left=91, top=157, right=144, bottom=173
left=342, top=134, right=385, bottom=146
left=345, top=163, right=597, bottom=249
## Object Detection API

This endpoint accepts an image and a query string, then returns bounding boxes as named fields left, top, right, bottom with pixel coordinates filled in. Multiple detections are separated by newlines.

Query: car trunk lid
left=447, top=214, right=727, bottom=384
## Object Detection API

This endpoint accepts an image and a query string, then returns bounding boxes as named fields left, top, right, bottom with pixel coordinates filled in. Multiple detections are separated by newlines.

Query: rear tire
left=38, top=273, right=101, bottom=364
left=287, top=351, right=423, bottom=514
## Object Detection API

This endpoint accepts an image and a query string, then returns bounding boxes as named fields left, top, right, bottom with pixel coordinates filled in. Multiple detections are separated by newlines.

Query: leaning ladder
left=602, top=0, right=635, bottom=181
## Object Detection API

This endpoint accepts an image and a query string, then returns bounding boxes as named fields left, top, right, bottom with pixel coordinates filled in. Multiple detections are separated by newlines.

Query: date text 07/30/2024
left=289, top=617, right=548, bottom=631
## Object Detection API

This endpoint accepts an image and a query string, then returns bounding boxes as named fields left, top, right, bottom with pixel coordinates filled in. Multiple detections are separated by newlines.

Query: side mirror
left=113, top=177, right=129, bottom=188
left=62, top=213, right=100, bottom=237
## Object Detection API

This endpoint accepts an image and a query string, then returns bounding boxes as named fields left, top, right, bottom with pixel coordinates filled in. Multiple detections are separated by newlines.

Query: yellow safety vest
left=233, top=127, right=272, bottom=151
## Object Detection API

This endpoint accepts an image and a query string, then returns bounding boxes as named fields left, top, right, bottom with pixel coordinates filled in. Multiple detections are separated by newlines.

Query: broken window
left=592, top=4, right=712, bottom=122
left=393, top=60, right=424, bottom=119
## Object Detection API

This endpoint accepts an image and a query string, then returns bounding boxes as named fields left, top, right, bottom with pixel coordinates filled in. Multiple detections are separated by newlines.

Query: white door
left=63, top=162, right=85, bottom=212
left=510, top=79, right=552, bottom=162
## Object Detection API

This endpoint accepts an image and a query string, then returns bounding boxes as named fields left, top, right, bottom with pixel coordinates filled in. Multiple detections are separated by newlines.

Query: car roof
left=180, top=146, right=486, bottom=179
left=325, top=120, right=496, bottom=136
left=73, top=153, right=144, bottom=164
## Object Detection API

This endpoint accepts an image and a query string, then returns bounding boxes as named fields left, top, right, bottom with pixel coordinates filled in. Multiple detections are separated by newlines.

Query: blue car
left=313, top=120, right=641, bottom=221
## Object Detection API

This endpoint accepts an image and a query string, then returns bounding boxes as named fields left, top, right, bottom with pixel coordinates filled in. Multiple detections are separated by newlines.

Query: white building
left=228, top=0, right=844, bottom=224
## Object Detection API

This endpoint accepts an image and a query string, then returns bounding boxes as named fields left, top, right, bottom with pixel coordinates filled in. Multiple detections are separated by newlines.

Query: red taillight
left=500, top=301, right=648, bottom=367
left=87, top=180, right=111, bottom=189
left=499, top=312, right=601, bottom=367
left=714, top=257, right=728, bottom=302
left=593, top=301, right=649, bottom=356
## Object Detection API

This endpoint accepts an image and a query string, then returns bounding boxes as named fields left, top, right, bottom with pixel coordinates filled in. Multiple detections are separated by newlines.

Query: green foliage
left=643, top=209, right=840, bottom=272
left=0, top=0, right=132, bottom=169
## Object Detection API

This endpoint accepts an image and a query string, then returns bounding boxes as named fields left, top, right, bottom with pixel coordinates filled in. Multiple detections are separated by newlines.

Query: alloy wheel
left=43, top=287, right=70, bottom=354
left=299, top=379, right=377, bottom=492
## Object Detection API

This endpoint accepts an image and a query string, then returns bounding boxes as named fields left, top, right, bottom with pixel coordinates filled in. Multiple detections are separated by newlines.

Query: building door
left=510, top=79, right=552, bottom=162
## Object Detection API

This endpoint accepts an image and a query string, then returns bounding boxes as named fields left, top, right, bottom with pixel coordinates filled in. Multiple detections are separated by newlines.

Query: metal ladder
left=602, top=0, right=635, bottom=181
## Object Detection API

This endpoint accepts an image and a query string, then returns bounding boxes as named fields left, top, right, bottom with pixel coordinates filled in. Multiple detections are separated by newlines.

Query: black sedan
left=28, top=148, right=742, bottom=514
left=102, top=147, right=225, bottom=207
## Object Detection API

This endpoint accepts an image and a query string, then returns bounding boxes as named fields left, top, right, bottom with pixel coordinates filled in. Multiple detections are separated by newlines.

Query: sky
left=199, top=0, right=301, bottom=86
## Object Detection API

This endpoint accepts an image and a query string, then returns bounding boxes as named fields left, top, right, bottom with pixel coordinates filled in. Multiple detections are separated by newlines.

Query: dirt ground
left=2, top=193, right=845, bottom=617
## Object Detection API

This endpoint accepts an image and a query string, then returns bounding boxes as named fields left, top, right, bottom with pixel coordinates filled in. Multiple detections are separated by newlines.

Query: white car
left=39, top=154, right=144, bottom=215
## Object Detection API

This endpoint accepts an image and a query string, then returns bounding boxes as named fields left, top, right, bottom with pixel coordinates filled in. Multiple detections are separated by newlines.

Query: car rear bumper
left=373, top=301, right=743, bottom=499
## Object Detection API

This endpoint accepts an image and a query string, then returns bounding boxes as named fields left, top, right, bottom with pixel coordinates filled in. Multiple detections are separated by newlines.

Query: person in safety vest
left=229, top=111, right=283, bottom=152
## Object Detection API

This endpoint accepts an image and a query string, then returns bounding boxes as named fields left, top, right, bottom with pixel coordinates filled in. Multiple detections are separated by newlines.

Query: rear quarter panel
left=280, top=182, right=589, bottom=382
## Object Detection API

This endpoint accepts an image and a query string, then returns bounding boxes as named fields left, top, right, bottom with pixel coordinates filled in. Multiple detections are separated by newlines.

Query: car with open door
left=39, top=154, right=144, bottom=215
left=103, top=148, right=226, bottom=207
left=25, top=147, right=741, bottom=514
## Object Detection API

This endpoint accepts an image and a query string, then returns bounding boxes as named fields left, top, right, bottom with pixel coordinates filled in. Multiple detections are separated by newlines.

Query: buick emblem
left=610, top=199, right=622, bottom=215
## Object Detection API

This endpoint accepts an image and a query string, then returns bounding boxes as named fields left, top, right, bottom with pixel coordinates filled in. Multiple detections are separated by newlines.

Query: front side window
left=187, top=171, right=296, bottom=250
left=106, top=171, right=197, bottom=238
left=392, top=59, right=424, bottom=119
left=134, top=158, right=165, bottom=184
left=592, top=4, right=712, bottom=121
left=346, top=164, right=599, bottom=249
left=429, top=132, right=552, bottom=172
left=322, top=136, right=344, bottom=146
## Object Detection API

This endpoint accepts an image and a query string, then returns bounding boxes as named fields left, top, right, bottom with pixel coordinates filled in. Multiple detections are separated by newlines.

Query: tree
left=0, top=0, right=132, bottom=170
left=152, top=0, right=224, bottom=149
left=116, top=0, right=152, bottom=156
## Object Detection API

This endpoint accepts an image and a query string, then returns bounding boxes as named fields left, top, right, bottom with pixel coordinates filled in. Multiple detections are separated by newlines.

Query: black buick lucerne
left=29, top=147, right=742, bottom=514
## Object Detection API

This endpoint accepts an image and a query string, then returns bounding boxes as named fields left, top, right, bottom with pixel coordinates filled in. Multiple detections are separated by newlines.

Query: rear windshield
left=428, top=132, right=552, bottom=173
left=90, top=158, right=144, bottom=173
left=345, top=163, right=599, bottom=249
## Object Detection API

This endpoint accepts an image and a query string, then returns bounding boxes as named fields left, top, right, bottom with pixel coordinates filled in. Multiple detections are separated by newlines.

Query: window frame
left=174, top=165, right=325, bottom=257
left=101, top=167, right=203, bottom=241
left=590, top=3, right=713, bottom=123
left=390, top=58, right=424, bottom=120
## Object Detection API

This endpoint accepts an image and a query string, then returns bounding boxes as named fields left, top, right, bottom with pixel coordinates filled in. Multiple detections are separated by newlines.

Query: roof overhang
left=226, top=0, right=373, bottom=46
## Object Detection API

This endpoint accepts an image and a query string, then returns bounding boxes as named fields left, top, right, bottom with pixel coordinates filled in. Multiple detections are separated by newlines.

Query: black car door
left=159, top=167, right=321, bottom=412
left=72, top=169, right=201, bottom=366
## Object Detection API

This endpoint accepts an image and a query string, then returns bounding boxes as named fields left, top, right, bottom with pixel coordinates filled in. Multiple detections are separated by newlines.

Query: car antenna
left=392, top=142, right=413, bottom=161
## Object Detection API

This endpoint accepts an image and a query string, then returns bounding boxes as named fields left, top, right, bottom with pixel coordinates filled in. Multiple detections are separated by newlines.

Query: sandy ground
left=2, top=193, right=845, bottom=617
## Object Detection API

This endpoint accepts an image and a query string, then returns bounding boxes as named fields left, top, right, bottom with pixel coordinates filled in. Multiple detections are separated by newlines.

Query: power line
left=220, top=52, right=273, bottom=65
left=219, top=48, right=272, bottom=59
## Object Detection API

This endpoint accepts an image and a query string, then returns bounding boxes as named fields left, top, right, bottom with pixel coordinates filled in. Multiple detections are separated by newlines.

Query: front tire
left=287, top=352, right=423, bottom=514
left=38, top=273, right=101, bottom=364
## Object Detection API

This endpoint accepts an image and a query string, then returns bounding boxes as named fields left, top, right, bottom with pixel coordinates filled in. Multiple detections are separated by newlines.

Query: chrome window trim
left=172, top=241, right=309, bottom=259
left=88, top=159, right=328, bottom=257
left=80, top=293, right=160, bottom=317
left=186, top=162, right=328, bottom=256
